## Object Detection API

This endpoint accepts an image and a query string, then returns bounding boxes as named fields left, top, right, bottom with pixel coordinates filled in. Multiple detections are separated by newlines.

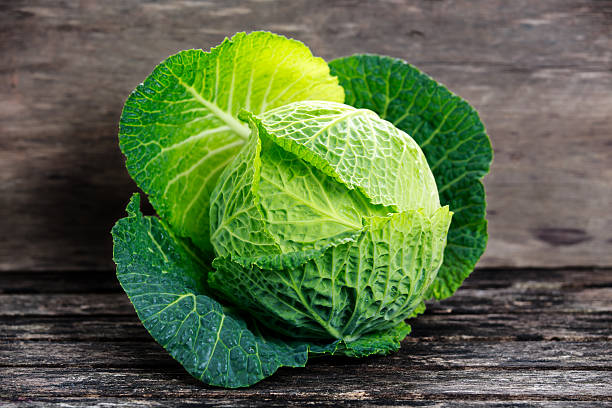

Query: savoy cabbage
left=112, top=31, right=492, bottom=387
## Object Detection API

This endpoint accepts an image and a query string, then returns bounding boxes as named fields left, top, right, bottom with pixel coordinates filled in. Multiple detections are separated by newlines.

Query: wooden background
left=1, top=1, right=611, bottom=406
left=1, top=0, right=611, bottom=271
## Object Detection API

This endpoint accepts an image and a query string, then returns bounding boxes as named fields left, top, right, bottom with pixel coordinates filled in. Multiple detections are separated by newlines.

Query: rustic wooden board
left=2, top=367, right=611, bottom=401
left=1, top=0, right=611, bottom=271
left=2, top=400, right=611, bottom=408
left=5, top=397, right=612, bottom=408
left=2, top=312, right=611, bottom=342
left=0, top=268, right=610, bottom=406
left=2, top=286, right=611, bottom=316
left=2, top=340, right=612, bottom=369
left=1, top=267, right=610, bottom=293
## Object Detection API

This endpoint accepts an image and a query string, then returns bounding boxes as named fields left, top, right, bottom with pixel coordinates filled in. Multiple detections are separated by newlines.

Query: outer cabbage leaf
left=119, top=31, right=344, bottom=252
left=330, top=55, right=492, bottom=299
left=112, top=194, right=323, bottom=388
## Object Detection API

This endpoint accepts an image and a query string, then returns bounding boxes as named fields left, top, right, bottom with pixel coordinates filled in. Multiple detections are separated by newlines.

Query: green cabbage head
left=112, top=31, right=491, bottom=388
left=208, top=101, right=452, bottom=341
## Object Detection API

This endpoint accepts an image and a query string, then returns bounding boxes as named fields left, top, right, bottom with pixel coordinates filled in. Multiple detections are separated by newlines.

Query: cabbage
left=113, top=32, right=492, bottom=387
left=209, top=102, right=451, bottom=341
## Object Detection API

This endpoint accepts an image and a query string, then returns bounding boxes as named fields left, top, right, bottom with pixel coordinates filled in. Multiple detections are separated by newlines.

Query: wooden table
left=1, top=1, right=611, bottom=406
left=2, top=268, right=610, bottom=406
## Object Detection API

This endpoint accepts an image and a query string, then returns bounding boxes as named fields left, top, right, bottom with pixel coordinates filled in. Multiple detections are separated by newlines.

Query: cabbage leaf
left=329, top=55, right=492, bottom=299
left=119, top=32, right=344, bottom=252
left=112, top=34, right=491, bottom=388
left=208, top=103, right=452, bottom=341
left=113, top=194, right=417, bottom=387
left=113, top=194, right=327, bottom=387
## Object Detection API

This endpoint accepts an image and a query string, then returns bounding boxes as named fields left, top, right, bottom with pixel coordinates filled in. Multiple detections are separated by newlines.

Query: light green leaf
left=209, top=110, right=394, bottom=265
left=210, top=206, right=452, bottom=341
left=209, top=101, right=451, bottom=341
left=329, top=55, right=493, bottom=299
left=208, top=129, right=280, bottom=262
left=340, top=322, right=411, bottom=358
left=119, top=31, right=344, bottom=252
left=112, top=194, right=315, bottom=388
left=258, top=138, right=379, bottom=253
left=248, top=102, right=441, bottom=216
left=208, top=118, right=362, bottom=264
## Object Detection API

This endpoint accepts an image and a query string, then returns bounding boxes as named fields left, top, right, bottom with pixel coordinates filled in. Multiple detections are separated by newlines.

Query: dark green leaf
left=330, top=55, right=493, bottom=299
left=112, top=194, right=313, bottom=388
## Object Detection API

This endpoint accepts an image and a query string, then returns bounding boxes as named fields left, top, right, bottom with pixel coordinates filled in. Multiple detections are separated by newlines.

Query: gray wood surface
left=1, top=0, right=611, bottom=271
left=1, top=268, right=610, bottom=406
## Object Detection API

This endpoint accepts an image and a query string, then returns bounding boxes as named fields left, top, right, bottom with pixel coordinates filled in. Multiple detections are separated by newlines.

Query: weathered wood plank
left=1, top=340, right=610, bottom=370
left=2, top=399, right=611, bottom=408
left=2, top=313, right=609, bottom=342
left=1, top=268, right=609, bottom=294
left=453, top=268, right=612, bottom=290
left=1, top=368, right=610, bottom=400
left=429, top=287, right=612, bottom=314
left=1, top=285, right=610, bottom=317
left=1, top=268, right=609, bottom=317
left=0, top=271, right=122, bottom=294
left=1, top=0, right=611, bottom=271
left=409, top=313, right=612, bottom=341
left=0, top=268, right=609, bottom=404
left=0, top=294, right=132, bottom=316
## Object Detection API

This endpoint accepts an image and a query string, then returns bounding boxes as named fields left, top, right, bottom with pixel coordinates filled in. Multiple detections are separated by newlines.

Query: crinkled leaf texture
left=112, top=194, right=410, bottom=386
left=113, top=35, right=487, bottom=388
left=208, top=102, right=452, bottom=343
left=329, top=55, right=493, bottom=299
left=119, top=31, right=344, bottom=252
left=112, top=194, right=349, bottom=388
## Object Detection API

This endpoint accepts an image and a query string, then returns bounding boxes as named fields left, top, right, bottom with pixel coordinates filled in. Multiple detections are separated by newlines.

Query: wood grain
left=2, top=400, right=611, bottom=408
left=0, top=268, right=609, bottom=405
left=3, top=340, right=611, bottom=369
left=1, top=0, right=611, bottom=270
left=1, top=285, right=610, bottom=316
left=2, top=312, right=610, bottom=342
left=2, top=368, right=611, bottom=401
left=1, top=267, right=609, bottom=293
